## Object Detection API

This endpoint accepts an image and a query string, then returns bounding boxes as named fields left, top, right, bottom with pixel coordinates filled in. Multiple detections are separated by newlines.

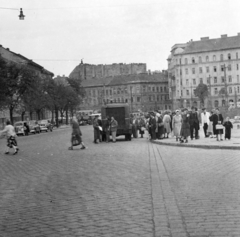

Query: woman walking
left=172, top=110, right=182, bottom=141
left=212, top=108, right=224, bottom=141
left=163, top=111, right=171, bottom=138
left=0, top=120, right=19, bottom=155
left=180, top=108, right=190, bottom=143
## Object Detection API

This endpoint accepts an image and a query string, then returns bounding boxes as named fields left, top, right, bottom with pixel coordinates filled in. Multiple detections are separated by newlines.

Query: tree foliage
left=194, top=83, right=209, bottom=106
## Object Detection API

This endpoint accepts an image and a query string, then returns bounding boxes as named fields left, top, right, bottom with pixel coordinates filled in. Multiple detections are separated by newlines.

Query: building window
left=213, top=55, right=216, bottom=61
left=237, top=52, right=239, bottom=59
left=238, top=86, right=240, bottom=93
left=164, top=87, right=167, bottom=92
left=125, top=99, right=128, bottom=103
left=199, top=56, right=202, bottom=63
left=185, top=90, right=189, bottom=96
left=186, top=79, right=189, bottom=85
left=200, top=78, right=203, bottom=83
left=237, top=75, right=239, bottom=83
left=237, top=64, right=239, bottom=70
left=149, top=96, right=152, bottom=102
left=206, top=66, right=209, bottom=73
left=229, top=76, right=232, bottom=82
left=152, top=87, right=155, bottom=92
left=199, top=67, right=202, bottom=73
left=228, top=53, right=231, bottom=60
left=214, top=77, right=217, bottom=83
left=192, top=68, right=195, bottom=74
left=160, top=87, right=163, bottom=92
left=220, top=54, right=224, bottom=61
left=192, top=57, right=195, bottom=63
left=214, top=88, right=218, bottom=95
left=214, top=100, right=219, bottom=107
left=221, top=65, right=224, bottom=71
left=185, top=58, right=188, bottom=64
left=206, top=56, right=209, bottom=62
left=213, top=66, right=217, bottom=72
left=185, top=68, right=188, bottom=75
left=228, top=64, right=231, bottom=71
left=229, top=87, right=232, bottom=94
left=137, top=97, right=141, bottom=102
left=157, top=95, right=159, bottom=101
left=193, top=79, right=196, bottom=85
left=156, top=87, right=159, bottom=92
left=221, top=76, right=225, bottom=83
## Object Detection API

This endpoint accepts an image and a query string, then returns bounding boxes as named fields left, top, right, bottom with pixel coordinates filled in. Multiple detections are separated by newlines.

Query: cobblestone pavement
left=0, top=126, right=240, bottom=236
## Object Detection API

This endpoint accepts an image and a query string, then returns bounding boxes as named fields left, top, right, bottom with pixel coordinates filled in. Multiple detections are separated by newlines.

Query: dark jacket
left=189, top=112, right=200, bottom=126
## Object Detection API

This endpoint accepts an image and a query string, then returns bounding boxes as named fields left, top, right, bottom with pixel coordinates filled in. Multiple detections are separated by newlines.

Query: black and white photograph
left=0, top=0, right=240, bottom=236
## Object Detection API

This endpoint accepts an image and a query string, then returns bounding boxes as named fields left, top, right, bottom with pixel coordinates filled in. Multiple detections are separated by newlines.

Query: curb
left=151, top=140, right=240, bottom=150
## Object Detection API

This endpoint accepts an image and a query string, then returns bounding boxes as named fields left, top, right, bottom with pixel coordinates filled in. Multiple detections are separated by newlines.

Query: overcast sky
left=1, top=0, right=240, bottom=76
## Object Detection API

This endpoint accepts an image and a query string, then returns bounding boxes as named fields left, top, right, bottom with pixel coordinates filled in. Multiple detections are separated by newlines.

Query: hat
left=175, top=109, right=180, bottom=112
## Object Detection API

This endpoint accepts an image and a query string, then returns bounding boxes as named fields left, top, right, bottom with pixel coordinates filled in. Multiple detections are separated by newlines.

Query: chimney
left=6, top=48, right=10, bottom=50
left=221, top=34, right=227, bottom=38
left=200, top=37, right=209, bottom=41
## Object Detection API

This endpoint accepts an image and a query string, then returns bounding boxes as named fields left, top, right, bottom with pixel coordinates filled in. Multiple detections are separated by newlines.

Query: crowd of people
left=145, top=107, right=233, bottom=143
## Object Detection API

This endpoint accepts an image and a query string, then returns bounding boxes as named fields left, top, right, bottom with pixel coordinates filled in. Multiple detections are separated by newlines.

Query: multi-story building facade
left=79, top=71, right=171, bottom=112
left=0, top=45, right=54, bottom=127
left=69, top=61, right=147, bottom=80
left=168, top=33, right=240, bottom=109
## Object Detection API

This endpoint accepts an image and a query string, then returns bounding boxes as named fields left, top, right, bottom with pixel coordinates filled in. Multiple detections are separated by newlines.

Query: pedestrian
left=68, top=116, right=86, bottom=150
left=223, top=117, right=233, bottom=140
left=98, top=116, right=103, bottom=142
left=110, top=116, right=118, bottom=143
left=93, top=115, right=100, bottom=144
left=180, top=108, right=190, bottom=143
left=104, top=116, right=111, bottom=142
left=0, top=120, right=19, bottom=155
left=156, top=113, right=164, bottom=140
left=138, top=115, right=146, bottom=138
left=172, top=109, right=182, bottom=141
left=201, top=108, right=210, bottom=138
left=163, top=111, right=171, bottom=138
left=189, top=106, right=200, bottom=140
left=132, top=115, right=138, bottom=138
left=208, top=110, right=214, bottom=138
left=24, top=122, right=30, bottom=136
left=212, top=108, right=224, bottom=141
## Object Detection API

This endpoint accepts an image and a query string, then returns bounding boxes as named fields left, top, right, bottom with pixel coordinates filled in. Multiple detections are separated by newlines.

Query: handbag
left=72, top=135, right=81, bottom=146
left=216, top=124, right=224, bottom=130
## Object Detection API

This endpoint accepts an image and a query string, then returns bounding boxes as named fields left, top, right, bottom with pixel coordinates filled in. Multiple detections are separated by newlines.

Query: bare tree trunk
left=55, top=107, right=59, bottom=128
left=9, top=105, right=14, bottom=125
left=21, top=111, right=25, bottom=121
left=66, top=109, right=69, bottom=125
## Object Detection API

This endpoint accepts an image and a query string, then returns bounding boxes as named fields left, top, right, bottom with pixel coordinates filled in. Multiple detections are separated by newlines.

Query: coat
left=110, top=119, right=118, bottom=132
left=163, top=114, right=171, bottom=133
left=189, top=112, right=200, bottom=129
left=172, top=115, right=182, bottom=137
left=180, top=114, right=190, bottom=138
left=212, top=113, right=224, bottom=135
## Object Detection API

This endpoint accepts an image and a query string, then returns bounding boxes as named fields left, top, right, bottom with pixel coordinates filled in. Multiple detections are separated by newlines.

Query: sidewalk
left=151, top=123, right=240, bottom=150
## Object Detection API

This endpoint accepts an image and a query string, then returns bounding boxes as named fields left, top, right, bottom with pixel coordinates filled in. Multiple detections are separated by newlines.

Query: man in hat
left=201, top=108, right=210, bottom=137
left=189, top=106, right=200, bottom=140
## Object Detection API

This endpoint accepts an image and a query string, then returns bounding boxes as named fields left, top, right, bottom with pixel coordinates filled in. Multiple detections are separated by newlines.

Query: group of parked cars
left=14, top=120, right=53, bottom=136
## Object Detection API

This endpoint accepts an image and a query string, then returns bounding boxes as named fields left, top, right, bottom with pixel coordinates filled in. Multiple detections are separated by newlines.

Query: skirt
left=7, top=136, right=17, bottom=148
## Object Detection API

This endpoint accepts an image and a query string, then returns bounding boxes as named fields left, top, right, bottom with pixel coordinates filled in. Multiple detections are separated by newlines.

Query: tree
left=194, top=83, right=209, bottom=107
left=0, top=59, right=38, bottom=124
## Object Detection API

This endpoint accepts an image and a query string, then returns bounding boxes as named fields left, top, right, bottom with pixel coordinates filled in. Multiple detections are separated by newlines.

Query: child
left=223, top=117, right=233, bottom=140
left=0, top=120, right=19, bottom=155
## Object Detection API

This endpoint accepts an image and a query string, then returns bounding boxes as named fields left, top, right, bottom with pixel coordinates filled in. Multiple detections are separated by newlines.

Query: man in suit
left=189, top=106, right=200, bottom=140
left=201, top=108, right=210, bottom=137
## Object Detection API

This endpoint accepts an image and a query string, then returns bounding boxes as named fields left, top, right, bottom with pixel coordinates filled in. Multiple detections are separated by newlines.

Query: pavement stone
left=0, top=126, right=239, bottom=236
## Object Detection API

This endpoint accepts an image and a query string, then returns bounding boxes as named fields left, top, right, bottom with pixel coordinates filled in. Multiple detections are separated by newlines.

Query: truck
left=101, top=103, right=132, bottom=141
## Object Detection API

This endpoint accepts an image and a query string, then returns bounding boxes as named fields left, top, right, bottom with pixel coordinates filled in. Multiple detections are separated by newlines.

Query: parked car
left=38, top=120, right=53, bottom=132
left=28, top=120, right=41, bottom=134
left=14, top=121, right=27, bottom=136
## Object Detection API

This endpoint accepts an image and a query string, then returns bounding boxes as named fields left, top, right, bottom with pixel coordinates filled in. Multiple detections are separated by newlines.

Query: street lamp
left=19, top=8, right=25, bottom=20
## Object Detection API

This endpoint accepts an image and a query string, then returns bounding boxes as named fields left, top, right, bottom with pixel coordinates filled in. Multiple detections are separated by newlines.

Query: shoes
left=80, top=146, right=86, bottom=149
left=220, top=139, right=223, bottom=141
left=68, top=147, right=73, bottom=150
left=5, top=152, right=9, bottom=154
left=13, top=151, right=17, bottom=155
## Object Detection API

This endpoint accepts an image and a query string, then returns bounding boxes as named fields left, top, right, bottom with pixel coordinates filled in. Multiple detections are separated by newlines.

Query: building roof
left=183, top=34, right=240, bottom=54
left=81, top=72, right=168, bottom=88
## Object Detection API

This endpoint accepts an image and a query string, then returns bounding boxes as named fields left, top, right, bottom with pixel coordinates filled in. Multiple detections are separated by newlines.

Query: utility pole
left=208, top=75, right=211, bottom=109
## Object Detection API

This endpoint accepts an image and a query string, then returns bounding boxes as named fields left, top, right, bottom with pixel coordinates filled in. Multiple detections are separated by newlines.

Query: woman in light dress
left=172, top=110, right=182, bottom=141
left=163, top=111, right=171, bottom=138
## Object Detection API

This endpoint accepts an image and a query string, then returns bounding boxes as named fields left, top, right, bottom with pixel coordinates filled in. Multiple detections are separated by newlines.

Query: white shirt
left=1, top=125, right=16, bottom=137
left=201, top=112, right=210, bottom=125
